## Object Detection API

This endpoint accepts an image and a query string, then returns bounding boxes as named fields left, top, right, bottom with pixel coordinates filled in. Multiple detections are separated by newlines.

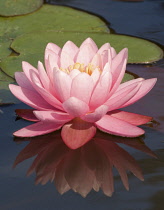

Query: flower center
left=60, top=62, right=100, bottom=75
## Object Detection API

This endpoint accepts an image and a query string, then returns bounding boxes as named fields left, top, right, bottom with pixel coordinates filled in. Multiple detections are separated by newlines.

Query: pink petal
left=71, top=73, right=94, bottom=104
left=91, top=53, right=102, bottom=70
left=60, top=51, right=74, bottom=69
left=30, top=71, right=63, bottom=110
left=76, top=43, right=96, bottom=66
left=82, top=105, right=108, bottom=123
left=89, top=71, right=112, bottom=110
left=105, top=81, right=141, bottom=111
left=15, top=72, right=35, bottom=91
left=22, top=61, right=40, bottom=86
left=45, top=43, right=61, bottom=55
left=109, top=48, right=128, bottom=95
left=15, top=109, right=39, bottom=122
left=44, top=50, right=60, bottom=82
left=121, top=78, right=157, bottom=108
left=111, top=47, right=117, bottom=58
left=90, top=68, right=101, bottom=86
left=62, top=97, right=89, bottom=117
left=61, top=118, right=96, bottom=149
left=69, top=69, right=81, bottom=79
left=117, top=78, right=144, bottom=91
left=109, top=110, right=152, bottom=125
left=97, top=43, right=111, bottom=54
left=33, top=110, right=72, bottom=123
left=13, top=121, right=63, bottom=137
left=80, top=38, right=98, bottom=53
left=101, top=49, right=112, bottom=69
left=9, top=84, right=54, bottom=110
left=53, top=70, right=72, bottom=102
left=95, top=115, right=145, bottom=137
left=61, top=41, right=79, bottom=61
left=37, top=61, right=50, bottom=91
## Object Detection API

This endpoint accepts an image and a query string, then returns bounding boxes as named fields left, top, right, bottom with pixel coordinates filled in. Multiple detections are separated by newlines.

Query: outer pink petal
left=15, top=109, right=39, bottom=122
left=45, top=43, right=61, bottom=55
left=76, top=43, right=96, bottom=66
left=9, top=84, right=54, bottom=110
left=121, top=78, right=157, bottom=108
left=89, top=71, right=112, bottom=110
left=33, top=110, right=73, bottom=123
left=62, top=97, right=89, bottom=117
left=81, top=105, right=108, bottom=123
left=105, top=81, right=141, bottom=111
left=45, top=51, right=59, bottom=81
left=109, top=48, right=128, bottom=96
left=109, top=110, right=152, bottom=125
left=13, top=122, right=62, bottom=137
left=95, top=115, right=145, bottom=137
left=15, top=72, right=35, bottom=91
left=30, top=71, right=63, bottom=110
left=117, top=78, right=144, bottom=91
left=53, top=70, right=72, bottom=102
left=61, top=118, right=96, bottom=149
left=80, top=38, right=98, bottom=53
left=37, top=61, right=50, bottom=91
left=71, top=73, right=94, bottom=104
left=61, top=41, right=79, bottom=61
left=22, top=61, right=40, bottom=86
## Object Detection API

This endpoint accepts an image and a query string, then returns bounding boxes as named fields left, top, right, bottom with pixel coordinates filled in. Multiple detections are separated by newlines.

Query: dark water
left=0, top=0, right=164, bottom=209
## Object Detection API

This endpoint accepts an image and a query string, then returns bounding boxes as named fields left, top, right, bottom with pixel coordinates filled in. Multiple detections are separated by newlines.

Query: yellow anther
left=60, top=62, right=101, bottom=75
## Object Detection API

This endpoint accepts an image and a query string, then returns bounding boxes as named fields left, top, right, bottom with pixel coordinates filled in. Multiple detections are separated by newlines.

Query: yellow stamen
left=60, top=62, right=101, bottom=75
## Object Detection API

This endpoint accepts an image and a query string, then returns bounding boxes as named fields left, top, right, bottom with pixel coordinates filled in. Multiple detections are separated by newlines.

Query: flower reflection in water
left=14, top=131, right=156, bottom=197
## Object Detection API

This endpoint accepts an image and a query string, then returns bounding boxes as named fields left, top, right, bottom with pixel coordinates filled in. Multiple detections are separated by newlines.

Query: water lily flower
left=9, top=38, right=157, bottom=149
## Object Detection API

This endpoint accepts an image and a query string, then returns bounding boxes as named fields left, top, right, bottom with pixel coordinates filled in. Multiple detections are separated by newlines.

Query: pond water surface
left=0, top=0, right=164, bottom=209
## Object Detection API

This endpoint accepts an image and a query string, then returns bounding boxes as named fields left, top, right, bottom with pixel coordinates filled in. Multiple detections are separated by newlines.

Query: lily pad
left=11, top=31, right=163, bottom=63
left=0, top=0, right=43, bottom=17
left=0, top=36, right=12, bottom=60
left=0, top=5, right=109, bottom=39
left=0, top=53, right=43, bottom=78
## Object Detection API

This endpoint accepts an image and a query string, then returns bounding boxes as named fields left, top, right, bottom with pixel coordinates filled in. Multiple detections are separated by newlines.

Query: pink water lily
left=9, top=38, right=157, bottom=149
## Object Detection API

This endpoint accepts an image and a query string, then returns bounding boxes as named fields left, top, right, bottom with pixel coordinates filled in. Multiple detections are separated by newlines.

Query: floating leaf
left=0, top=5, right=109, bottom=39
left=0, top=53, right=43, bottom=78
left=0, top=36, right=12, bottom=60
left=0, top=0, right=44, bottom=17
left=0, top=4, right=109, bottom=61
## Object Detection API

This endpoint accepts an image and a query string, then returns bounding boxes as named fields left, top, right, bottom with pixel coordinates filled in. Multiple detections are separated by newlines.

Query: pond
left=0, top=0, right=164, bottom=209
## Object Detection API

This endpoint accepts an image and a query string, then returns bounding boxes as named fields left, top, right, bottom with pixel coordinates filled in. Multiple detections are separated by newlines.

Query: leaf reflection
left=14, top=131, right=156, bottom=197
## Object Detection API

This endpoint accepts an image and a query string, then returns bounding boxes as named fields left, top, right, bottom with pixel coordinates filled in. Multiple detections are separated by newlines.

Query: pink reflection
left=14, top=131, right=156, bottom=197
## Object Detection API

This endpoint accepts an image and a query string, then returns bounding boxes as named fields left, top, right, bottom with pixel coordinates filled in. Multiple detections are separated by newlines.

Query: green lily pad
left=0, top=68, right=14, bottom=81
left=0, top=53, right=43, bottom=78
left=0, top=36, right=12, bottom=60
left=0, top=5, right=109, bottom=39
left=8, top=31, right=164, bottom=67
left=0, top=0, right=43, bottom=17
